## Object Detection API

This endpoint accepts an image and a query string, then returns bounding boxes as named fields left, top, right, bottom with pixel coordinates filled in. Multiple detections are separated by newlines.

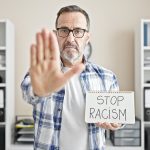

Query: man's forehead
left=57, top=12, right=87, bottom=29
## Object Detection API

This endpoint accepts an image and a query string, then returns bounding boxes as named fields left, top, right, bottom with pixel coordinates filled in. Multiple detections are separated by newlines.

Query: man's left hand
left=96, top=122, right=122, bottom=130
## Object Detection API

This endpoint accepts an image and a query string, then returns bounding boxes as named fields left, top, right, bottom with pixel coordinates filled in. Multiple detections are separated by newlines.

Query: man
left=21, top=5, right=122, bottom=150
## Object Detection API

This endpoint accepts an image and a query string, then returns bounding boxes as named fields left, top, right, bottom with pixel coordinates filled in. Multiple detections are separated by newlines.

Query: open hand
left=29, top=28, right=85, bottom=97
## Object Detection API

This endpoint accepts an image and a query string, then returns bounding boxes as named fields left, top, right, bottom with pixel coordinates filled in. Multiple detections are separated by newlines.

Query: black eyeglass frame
left=56, top=27, right=88, bottom=38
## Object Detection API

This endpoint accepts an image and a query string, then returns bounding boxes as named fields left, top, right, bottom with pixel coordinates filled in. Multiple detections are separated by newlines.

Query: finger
left=111, top=123, right=121, bottom=128
left=30, top=44, right=37, bottom=67
left=105, top=123, right=114, bottom=129
left=63, top=63, right=85, bottom=81
left=96, top=122, right=106, bottom=129
left=104, top=123, right=118, bottom=130
left=36, top=32, right=44, bottom=63
left=99, top=122, right=108, bottom=129
left=42, top=28, right=50, bottom=60
left=49, top=31, right=60, bottom=60
left=96, top=122, right=114, bottom=130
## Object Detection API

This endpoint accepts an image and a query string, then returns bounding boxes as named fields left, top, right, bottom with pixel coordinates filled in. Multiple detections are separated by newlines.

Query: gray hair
left=55, top=5, right=90, bottom=31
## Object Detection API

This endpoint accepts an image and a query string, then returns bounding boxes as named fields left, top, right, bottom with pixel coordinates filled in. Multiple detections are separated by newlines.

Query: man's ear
left=86, top=32, right=90, bottom=45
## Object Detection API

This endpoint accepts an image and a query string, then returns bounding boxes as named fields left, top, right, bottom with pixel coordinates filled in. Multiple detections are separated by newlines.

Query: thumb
left=63, top=63, right=85, bottom=80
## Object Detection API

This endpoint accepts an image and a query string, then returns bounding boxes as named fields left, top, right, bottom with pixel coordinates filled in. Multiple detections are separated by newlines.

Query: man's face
left=56, top=12, right=90, bottom=65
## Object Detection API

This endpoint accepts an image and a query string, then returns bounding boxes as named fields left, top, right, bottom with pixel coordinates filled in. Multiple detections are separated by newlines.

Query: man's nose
left=66, top=31, right=75, bottom=42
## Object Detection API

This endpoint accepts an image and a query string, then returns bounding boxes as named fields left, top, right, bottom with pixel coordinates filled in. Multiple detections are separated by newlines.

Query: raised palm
left=29, top=29, right=84, bottom=97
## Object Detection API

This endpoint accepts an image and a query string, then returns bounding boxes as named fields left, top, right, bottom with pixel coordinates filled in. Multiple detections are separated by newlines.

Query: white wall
left=0, top=0, right=150, bottom=115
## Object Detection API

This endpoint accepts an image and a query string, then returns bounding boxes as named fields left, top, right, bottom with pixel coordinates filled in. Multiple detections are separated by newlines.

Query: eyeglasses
left=56, top=28, right=88, bottom=38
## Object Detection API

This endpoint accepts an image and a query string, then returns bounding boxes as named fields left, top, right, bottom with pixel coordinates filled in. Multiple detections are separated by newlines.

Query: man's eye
left=61, top=29, right=68, bottom=33
left=74, top=30, right=82, bottom=35
left=74, top=30, right=80, bottom=34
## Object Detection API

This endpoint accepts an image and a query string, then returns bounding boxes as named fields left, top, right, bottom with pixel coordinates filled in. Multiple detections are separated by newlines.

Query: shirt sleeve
left=21, top=72, right=51, bottom=106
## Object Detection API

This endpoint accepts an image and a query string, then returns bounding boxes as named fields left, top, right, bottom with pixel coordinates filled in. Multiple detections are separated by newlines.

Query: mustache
left=63, top=42, right=79, bottom=50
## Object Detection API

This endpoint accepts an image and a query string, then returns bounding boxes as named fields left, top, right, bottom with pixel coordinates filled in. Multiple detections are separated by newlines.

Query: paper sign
left=85, top=91, right=135, bottom=124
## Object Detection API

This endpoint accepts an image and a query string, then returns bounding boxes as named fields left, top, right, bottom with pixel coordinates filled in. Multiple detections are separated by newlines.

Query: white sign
left=85, top=91, right=135, bottom=124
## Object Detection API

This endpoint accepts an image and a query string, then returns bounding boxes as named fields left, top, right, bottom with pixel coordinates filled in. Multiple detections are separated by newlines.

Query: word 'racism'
left=89, top=95, right=126, bottom=121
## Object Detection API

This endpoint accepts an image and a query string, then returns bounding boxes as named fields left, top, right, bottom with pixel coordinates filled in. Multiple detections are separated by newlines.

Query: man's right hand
left=29, top=28, right=85, bottom=97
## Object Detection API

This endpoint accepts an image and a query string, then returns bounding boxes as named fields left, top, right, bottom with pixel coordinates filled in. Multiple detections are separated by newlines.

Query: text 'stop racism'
left=85, top=91, right=135, bottom=124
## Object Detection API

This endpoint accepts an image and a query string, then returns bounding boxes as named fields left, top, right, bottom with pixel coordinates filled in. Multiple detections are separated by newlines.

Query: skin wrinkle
left=57, top=12, right=90, bottom=67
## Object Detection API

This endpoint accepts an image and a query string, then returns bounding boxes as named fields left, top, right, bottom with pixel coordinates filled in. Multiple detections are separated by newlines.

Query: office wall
left=0, top=0, right=150, bottom=115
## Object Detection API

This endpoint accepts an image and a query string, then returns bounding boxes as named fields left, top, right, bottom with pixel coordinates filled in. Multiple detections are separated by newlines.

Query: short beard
left=60, top=50, right=82, bottom=65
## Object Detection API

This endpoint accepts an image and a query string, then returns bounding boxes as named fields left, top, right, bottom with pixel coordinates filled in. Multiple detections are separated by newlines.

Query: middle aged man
left=21, top=5, right=122, bottom=150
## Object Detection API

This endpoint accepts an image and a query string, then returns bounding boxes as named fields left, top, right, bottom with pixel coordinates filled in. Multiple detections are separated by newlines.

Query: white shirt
left=59, top=67, right=88, bottom=150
